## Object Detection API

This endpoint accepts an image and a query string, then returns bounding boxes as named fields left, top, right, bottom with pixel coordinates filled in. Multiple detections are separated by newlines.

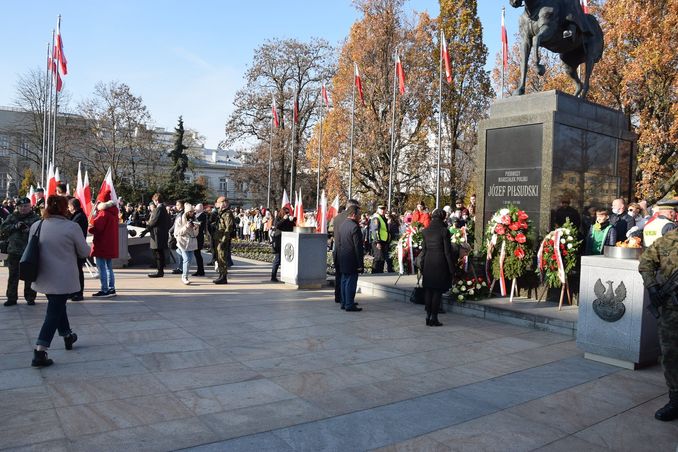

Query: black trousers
left=424, top=289, right=443, bottom=316
left=76, top=258, right=85, bottom=296
left=193, top=247, right=204, bottom=274
left=271, top=252, right=281, bottom=278
left=153, top=248, right=166, bottom=274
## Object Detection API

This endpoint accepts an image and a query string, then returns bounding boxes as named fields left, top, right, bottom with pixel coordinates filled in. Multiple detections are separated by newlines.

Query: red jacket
left=412, top=210, right=431, bottom=228
left=88, top=202, right=119, bottom=259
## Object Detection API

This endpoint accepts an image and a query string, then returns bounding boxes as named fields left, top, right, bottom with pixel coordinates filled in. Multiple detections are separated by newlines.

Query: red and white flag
left=95, top=167, right=118, bottom=204
left=54, top=167, right=61, bottom=184
left=441, top=30, right=452, bottom=84
left=272, top=95, right=280, bottom=128
left=50, top=49, right=63, bottom=93
left=28, top=185, right=36, bottom=206
left=54, top=16, right=68, bottom=75
left=316, top=190, right=327, bottom=233
left=321, top=83, right=330, bottom=108
left=354, top=63, right=365, bottom=106
left=75, top=162, right=84, bottom=208
left=327, top=194, right=339, bottom=222
left=82, top=170, right=92, bottom=217
left=501, top=7, right=509, bottom=70
left=581, top=0, right=589, bottom=14
left=395, top=52, right=406, bottom=95
left=46, top=164, right=57, bottom=197
left=281, top=189, right=292, bottom=213
left=295, top=189, right=305, bottom=226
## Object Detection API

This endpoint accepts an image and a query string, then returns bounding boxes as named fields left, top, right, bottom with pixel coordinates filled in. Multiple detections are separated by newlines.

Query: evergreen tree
left=170, top=116, right=189, bottom=182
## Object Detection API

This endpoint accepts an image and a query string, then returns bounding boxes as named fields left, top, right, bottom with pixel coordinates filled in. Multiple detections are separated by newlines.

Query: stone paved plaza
left=1, top=257, right=677, bottom=451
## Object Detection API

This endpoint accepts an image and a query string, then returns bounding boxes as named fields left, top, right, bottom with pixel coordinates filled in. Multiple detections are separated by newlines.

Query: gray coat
left=30, top=216, right=91, bottom=295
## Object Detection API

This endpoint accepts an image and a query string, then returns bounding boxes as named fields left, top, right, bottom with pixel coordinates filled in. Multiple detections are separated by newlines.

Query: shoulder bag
left=19, top=220, right=43, bottom=283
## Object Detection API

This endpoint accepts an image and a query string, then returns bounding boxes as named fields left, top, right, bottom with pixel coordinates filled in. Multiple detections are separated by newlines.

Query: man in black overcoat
left=142, top=193, right=171, bottom=278
left=68, top=198, right=89, bottom=301
left=332, top=199, right=360, bottom=305
left=337, top=205, right=364, bottom=312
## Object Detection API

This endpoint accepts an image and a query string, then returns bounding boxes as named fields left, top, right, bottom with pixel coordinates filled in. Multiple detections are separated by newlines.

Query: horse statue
left=509, top=0, right=604, bottom=99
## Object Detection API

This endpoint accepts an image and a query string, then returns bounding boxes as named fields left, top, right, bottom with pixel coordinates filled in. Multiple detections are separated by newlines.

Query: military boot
left=655, top=391, right=678, bottom=422
left=213, top=274, right=228, bottom=285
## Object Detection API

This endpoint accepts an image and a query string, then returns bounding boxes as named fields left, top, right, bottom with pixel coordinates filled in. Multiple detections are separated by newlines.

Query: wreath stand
left=509, top=278, right=518, bottom=303
left=558, top=280, right=572, bottom=311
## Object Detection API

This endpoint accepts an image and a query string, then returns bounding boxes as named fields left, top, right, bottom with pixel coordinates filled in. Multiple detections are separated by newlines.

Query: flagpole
left=51, top=18, right=60, bottom=168
left=289, top=91, right=297, bottom=196
left=316, top=105, right=323, bottom=210
left=387, top=50, right=398, bottom=212
left=267, top=114, right=273, bottom=210
left=348, top=69, right=356, bottom=200
left=41, top=42, right=51, bottom=188
left=436, top=31, right=444, bottom=210
left=501, top=6, right=506, bottom=99
left=46, top=30, right=55, bottom=175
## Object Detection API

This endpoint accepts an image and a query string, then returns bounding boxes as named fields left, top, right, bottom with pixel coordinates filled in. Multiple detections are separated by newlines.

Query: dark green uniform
left=1, top=210, right=40, bottom=304
left=639, top=228, right=678, bottom=421
left=214, top=207, right=235, bottom=279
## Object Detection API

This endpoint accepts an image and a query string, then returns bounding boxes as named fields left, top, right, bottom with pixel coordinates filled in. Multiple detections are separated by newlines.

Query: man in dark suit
left=332, top=199, right=359, bottom=304
left=611, top=198, right=634, bottom=239
left=337, top=205, right=364, bottom=312
left=142, top=193, right=171, bottom=278
left=192, top=203, right=207, bottom=276
left=68, top=198, right=89, bottom=301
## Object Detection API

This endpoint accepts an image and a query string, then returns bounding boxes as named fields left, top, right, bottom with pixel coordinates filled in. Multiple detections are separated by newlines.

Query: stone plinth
left=576, top=255, right=659, bottom=369
left=280, top=232, right=327, bottom=289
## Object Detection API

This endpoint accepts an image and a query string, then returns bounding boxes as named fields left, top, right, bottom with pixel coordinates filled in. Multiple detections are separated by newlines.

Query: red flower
left=514, top=247, right=525, bottom=259
left=508, top=222, right=520, bottom=231
left=494, top=224, right=505, bottom=235
left=518, top=211, right=529, bottom=220
left=507, top=235, right=515, bottom=241
left=516, top=233, right=526, bottom=244
left=519, top=221, right=528, bottom=229
left=501, top=214, right=511, bottom=225
left=562, top=251, right=568, bottom=256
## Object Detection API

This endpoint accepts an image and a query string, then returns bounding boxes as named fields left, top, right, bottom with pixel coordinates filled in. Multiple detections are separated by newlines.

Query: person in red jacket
left=89, top=201, right=119, bottom=297
left=412, top=201, right=431, bottom=229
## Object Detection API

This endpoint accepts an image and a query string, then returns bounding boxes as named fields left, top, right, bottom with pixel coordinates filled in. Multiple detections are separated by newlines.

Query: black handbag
left=19, top=220, right=43, bottom=283
left=409, top=272, right=425, bottom=305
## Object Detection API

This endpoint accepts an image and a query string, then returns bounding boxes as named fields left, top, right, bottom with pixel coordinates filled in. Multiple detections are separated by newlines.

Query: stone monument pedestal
left=576, top=255, right=659, bottom=369
left=280, top=231, right=328, bottom=289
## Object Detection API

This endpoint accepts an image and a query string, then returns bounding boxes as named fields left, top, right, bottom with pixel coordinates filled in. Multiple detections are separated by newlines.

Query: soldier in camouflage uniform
left=639, top=199, right=678, bottom=422
left=1, top=197, right=40, bottom=306
left=213, top=196, right=234, bottom=285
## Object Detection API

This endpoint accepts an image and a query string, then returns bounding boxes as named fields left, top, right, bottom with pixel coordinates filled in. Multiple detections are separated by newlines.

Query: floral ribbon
left=553, top=229, right=566, bottom=285
left=461, top=226, right=469, bottom=271
left=498, top=240, right=507, bottom=296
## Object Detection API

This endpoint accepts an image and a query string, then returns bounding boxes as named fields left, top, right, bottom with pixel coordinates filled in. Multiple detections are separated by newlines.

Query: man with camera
left=1, top=197, right=40, bottom=306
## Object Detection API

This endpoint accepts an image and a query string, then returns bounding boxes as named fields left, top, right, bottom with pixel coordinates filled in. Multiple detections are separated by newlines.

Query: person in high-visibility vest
left=369, top=205, right=391, bottom=273
left=643, top=200, right=678, bottom=248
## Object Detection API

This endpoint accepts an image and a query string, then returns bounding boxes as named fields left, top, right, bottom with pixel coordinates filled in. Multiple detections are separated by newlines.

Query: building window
left=219, top=177, right=227, bottom=192
left=0, top=135, right=10, bottom=156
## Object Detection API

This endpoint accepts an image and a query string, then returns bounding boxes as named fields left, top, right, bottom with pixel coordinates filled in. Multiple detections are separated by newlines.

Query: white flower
left=460, top=286, right=466, bottom=292
left=492, top=215, right=502, bottom=224
left=499, top=208, right=509, bottom=216
left=482, top=282, right=487, bottom=287
left=452, top=288, right=459, bottom=294
left=476, top=283, right=482, bottom=290
left=460, top=238, right=466, bottom=243
left=457, top=295, right=464, bottom=301
left=563, top=229, right=570, bottom=235
left=567, top=243, right=573, bottom=249
left=467, top=280, right=473, bottom=286
left=560, top=239, right=566, bottom=244
left=468, top=289, right=474, bottom=295
left=567, top=236, right=573, bottom=242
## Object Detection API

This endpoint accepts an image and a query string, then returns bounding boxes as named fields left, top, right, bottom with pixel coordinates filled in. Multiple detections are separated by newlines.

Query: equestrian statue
left=509, top=0, right=604, bottom=99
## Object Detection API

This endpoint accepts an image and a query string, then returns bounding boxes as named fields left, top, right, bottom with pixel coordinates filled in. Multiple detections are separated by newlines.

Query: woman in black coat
left=270, top=207, right=294, bottom=282
left=418, top=209, right=457, bottom=326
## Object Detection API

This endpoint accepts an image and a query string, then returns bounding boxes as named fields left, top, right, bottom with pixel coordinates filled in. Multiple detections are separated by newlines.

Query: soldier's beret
left=16, top=197, right=31, bottom=206
left=656, top=199, right=678, bottom=210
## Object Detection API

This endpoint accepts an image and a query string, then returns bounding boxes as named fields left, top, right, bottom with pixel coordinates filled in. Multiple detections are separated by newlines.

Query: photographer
left=174, top=203, right=200, bottom=285
left=1, top=197, right=40, bottom=306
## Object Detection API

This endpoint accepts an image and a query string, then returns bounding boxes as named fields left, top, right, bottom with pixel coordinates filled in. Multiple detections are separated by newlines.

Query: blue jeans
left=340, top=272, right=359, bottom=309
left=96, top=257, right=115, bottom=292
left=36, top=294, right=72, bottom=347
left=178, top=248, right=194, bottom=278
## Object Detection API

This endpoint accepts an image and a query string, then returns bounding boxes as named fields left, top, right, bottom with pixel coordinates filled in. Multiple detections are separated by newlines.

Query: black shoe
left=429, top=318, right=443, bottom=327
left=341, top=305, right=346, bottom=310
left=270, top=277, right=279, bottom=282
left=92, top=291, right=114, bottom=298
left=213, top=276, right=228, bottom=285
left=148, top=272, right=164, bottom=278
left=171, top=269, right=182, bottom=274
left=31, top=350, right=53, bottom=367
left=192, top=272, right=205, bottom=277
left=345, top=306, right=362, bottom=312
left=655, top=401, right=678, bottom=421
left=4, top=300, right=17, bottom=307
left=64, top=333, right=78, bottom=350
left=71, top=294, right=84, bottom=302
left=107, top=289, right=116, bottom=297
left=26, top=299, right=36, bottom=305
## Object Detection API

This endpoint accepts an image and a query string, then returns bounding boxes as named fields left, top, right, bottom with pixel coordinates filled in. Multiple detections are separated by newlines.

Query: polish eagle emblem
left=592, top=279, right=627, bottom=322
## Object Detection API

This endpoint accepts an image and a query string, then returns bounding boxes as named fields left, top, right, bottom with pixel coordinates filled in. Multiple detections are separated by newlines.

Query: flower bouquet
left=536, top=218, right=582, bottom=309
left=397, top=223, right=423, bottom=275
left=485, top=205, right=533, bottom=300
left=450, top=276, right=489, bottom=303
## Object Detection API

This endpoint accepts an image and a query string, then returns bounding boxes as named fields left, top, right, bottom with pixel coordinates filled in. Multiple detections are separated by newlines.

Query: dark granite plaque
left=484, top=125, right=543, bottom=230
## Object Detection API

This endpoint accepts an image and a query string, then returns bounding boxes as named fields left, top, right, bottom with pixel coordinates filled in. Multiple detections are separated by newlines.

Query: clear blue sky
left=1, top=1, right=521, bottom=148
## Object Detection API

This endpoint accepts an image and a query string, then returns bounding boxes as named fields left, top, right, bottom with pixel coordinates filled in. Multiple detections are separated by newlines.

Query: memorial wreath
left=536, top=218, right=581, bottom=289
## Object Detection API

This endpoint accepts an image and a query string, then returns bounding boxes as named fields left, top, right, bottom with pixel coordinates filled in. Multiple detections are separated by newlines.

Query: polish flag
left=28, top=185, right=36, bottom=206
left=54, top=167, right=61, bottom=184
left=47, top=51, right=62, bottom=93
left=441, top=30, right=452, bottom=84
left=295, top=189, right=305, bottom=226
left=82, top=170, right=92, bottom=217
left=395, top=53, right=406, bottom=95
left=501, top=7, right=509, bottom=70
left=354, top=63, right=365, bottom=106
left=75, top=162, right=84, bottom=207
left=581, top=0, right=589, bottom=14
left=46, top=164, right=57, bottom=197
left=55, top=16, right=68, bottom=75
left=327, top=194, right=339, bottom=222
left=272, top=95, right=280, bottom=128
left=65, top=184, right=70, bottom=196
left=316, top=190, right=328, bottom=233
left=321, top=83, right=330, bottom=108
left=281, top=189, right=292, bottom=213
left=95, top=167, right=118, bottom=204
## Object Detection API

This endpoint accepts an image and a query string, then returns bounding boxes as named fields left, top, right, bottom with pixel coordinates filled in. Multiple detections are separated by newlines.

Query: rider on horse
left=563, top=0, right=593, bottom=40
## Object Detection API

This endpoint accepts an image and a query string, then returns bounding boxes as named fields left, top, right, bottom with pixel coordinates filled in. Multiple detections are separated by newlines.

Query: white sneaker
left=182, top=277, right=191, bottom=285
